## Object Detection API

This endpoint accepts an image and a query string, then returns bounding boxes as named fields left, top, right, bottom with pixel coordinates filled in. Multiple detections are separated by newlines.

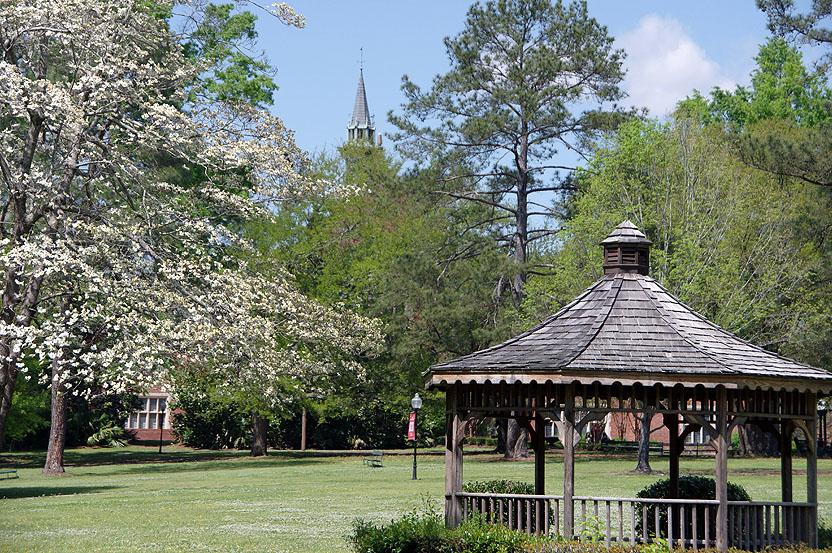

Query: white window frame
left=126, top=395, right=170, bottom=430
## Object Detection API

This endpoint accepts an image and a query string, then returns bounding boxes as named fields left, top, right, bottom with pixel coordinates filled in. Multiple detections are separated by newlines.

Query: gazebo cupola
left=601, top=220, right=651, bottom=275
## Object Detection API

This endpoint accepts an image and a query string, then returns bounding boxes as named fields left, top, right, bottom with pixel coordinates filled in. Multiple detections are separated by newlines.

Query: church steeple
left=347, top=66, right=375, bottom=142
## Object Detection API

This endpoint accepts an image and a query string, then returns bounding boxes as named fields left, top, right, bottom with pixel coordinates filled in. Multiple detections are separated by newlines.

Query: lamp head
left=411, top=393, right=423, bottom=410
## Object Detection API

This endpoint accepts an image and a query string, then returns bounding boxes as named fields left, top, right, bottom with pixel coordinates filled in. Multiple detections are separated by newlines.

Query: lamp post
left=411, top=393, right=422, bottom=480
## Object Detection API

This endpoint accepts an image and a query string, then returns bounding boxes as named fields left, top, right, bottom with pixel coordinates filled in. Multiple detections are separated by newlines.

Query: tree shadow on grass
left=90, top=455, right=324, bottom=477
left=0, top=485, right=121, bottom=500
left=1, top=449, right=246, bottom=469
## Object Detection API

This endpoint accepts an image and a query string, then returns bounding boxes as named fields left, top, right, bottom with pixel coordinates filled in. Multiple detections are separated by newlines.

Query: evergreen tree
left=390, top=0, right=627, bottom=459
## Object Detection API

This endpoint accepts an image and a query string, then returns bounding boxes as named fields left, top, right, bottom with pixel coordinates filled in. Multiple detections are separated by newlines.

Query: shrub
left=463, top=480, right=535, bottom=495
left=819, top=518, right=832, bottom=549
left=87, top=425, right=129, bottom=447
left=348, top=510, right=547, bottom=553
left=349, top=509, right=449, bottom=553
left=313, top=397, right=407, bottom=450
left=462, top=481, right=545, bottom=534
left=635, top=476, right=751, bottom=539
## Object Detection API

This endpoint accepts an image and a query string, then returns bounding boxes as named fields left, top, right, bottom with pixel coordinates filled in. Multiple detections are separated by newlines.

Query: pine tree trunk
left=43, top=359, right=67, bottom=476
left=634, top=411, right=653, bottom=474
left=504, top=419, right=529, bottom=460
left=250, top=414, right=268, bottom=457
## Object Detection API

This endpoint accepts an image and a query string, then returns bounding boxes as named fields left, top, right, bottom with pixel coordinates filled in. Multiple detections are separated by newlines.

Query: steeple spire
left=348, top=51, right=375, bottom=142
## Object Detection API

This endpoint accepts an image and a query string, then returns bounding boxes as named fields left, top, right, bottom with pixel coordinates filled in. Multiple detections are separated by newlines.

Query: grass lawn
left=0, top=446, right=829, bottom=553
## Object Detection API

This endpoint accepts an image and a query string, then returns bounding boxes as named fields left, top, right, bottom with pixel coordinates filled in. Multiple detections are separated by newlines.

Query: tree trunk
left=504, top=419, right=529, bottom=460
left=634, top=410, right=653, bottom=473
left=510, top=163, right=529, bottom=307
left=0, top=362, right=16, bottom=451
left=495, top=418, right=507, bottom=454
left=250, top=414, right=268, bottom=457
left=300, top=407, right=307, bottom=451
left=43, top=358, right=67, bottom=476
left=738, top=423, right=780, bottom=456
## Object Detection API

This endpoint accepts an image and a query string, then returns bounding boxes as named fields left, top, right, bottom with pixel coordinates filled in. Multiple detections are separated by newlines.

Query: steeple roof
left=349, top=69, right=372, bottom=129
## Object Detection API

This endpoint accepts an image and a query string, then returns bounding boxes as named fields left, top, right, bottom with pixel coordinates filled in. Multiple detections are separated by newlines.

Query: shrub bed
left=350, top=510, right=832, bottom=553
left=349, top=510, right=550, bottom=553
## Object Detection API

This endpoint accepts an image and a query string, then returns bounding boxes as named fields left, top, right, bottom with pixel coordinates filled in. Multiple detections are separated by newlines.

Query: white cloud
left=618, top=15, right=735, bottom=115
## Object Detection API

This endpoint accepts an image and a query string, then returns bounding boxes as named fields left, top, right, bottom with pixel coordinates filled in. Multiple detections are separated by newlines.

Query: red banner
left=407, top=411, right=416, bottom=441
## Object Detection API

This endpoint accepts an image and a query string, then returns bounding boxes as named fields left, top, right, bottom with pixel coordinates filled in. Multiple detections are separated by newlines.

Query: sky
left=253, top=1, right=772, bottom=155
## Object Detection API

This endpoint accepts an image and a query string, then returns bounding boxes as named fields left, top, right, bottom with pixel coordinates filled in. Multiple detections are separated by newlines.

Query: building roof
left=348, top=69, right=373, bottom=130
left=429, top=223, right=832, bottom=392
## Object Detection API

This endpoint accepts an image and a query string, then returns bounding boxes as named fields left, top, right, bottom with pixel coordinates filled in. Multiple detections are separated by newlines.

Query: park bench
left=598, top=442, right=665, bottom=455
left=0, top=469, right=18, bottom=480
left=363, top=450, right=383, bottom=468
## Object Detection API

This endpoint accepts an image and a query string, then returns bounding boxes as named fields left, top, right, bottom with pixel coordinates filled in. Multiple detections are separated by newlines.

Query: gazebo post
left=807, top=392, right=818, bottom=547
left=714, top=386, right=729, bottom=552
left=562, top=385, right=576, bottom=538
left=445, top=385, right=463, bottom=528
left=665, top=413, right=680, bottom=498
left=780, top=420, right=793, bottom=503
left=533, top=414, right=545, bottom=495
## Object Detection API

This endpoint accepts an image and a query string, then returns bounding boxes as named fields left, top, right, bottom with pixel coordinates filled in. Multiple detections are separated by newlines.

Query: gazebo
left=428, top=221, right=832, bottom=551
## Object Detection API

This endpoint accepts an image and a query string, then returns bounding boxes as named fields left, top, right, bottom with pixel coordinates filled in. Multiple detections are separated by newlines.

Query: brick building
left=124, top=386, right=174, bottom=442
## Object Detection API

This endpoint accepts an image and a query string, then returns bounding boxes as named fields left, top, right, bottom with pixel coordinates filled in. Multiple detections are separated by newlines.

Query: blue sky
left=253, top=1, right=772, bottom=155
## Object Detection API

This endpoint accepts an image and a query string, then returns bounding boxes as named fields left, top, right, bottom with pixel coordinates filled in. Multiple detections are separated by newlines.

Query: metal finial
left=359, top=47, right=364, bottom=71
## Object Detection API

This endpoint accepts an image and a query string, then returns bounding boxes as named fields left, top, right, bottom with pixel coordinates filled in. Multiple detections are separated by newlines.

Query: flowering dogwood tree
left=0, top=0, right=379, bottom=473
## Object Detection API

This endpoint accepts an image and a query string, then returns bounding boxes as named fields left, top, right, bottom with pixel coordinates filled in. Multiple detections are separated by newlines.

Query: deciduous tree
left=0, top=0, right=375, bottom=472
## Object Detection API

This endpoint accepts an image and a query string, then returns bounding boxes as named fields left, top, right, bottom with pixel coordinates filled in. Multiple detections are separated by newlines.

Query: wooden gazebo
left=428, top=221, right=832, bottom=551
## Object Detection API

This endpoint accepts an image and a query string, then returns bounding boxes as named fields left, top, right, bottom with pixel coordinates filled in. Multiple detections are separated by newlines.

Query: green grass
left=0, top=446, right=829, bottom=553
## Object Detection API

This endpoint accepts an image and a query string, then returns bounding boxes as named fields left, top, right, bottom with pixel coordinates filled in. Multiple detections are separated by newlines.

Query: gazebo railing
left=727, top=501, right=816, bottom=551
left=451, top=493, right=816, bottom=549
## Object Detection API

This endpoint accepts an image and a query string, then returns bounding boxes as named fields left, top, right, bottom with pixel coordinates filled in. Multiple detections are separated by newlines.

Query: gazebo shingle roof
left=429, top=224, right=832, bottom=392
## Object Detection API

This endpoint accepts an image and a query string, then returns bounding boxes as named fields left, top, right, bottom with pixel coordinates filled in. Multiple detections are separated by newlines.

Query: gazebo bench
left=363, top=450, right=383, bottom=468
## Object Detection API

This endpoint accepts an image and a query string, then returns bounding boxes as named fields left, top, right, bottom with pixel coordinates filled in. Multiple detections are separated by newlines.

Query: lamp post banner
left=407, top=411, right=416, bottom=441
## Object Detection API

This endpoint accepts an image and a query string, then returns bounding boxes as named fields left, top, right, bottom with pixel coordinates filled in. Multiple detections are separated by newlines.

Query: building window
left=685, top=424, right=707, bottom=445
left=127, top=396, right=168, bottom=430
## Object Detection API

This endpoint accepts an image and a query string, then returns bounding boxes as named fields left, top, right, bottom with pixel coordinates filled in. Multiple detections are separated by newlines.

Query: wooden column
left=665, top=413, right=680, bottom=498
left=445, top=385, right=464, bottom=527
left=781, top=420, right=793, bottom=503
left=714, top=386, right=729, bottom=552
left=807, top=393, right=818, bottom=547
left=533, top=415, right=545, bottom=495
left=562, top=385, right=576, bottom=539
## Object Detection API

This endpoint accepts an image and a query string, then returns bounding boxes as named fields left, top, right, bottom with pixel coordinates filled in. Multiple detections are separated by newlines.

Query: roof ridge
left=645, top=277, right=822, bottom=373
left=428, top=276, right=611, bottom=370
left=633, top=276, right=738, bottom=374
left=561, top=273, right=624, bottom=367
